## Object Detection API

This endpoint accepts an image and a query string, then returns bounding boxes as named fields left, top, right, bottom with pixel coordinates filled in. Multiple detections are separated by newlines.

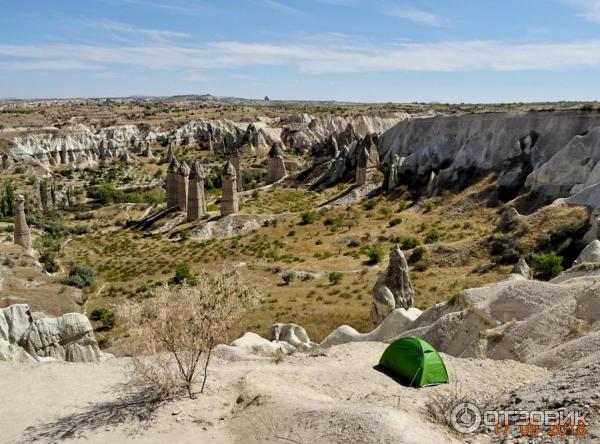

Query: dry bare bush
left=121, top=269, right=259, bottom=399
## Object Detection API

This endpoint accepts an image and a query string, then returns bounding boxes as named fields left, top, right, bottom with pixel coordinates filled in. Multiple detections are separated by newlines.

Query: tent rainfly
left=378, top=336, right=449, bottom=387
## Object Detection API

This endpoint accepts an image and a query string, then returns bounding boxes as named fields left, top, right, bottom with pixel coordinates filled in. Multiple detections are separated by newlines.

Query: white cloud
left=2, top=39, right=600, bottom=74
left=385, top=6, right=449, bottom=27
left=568, top=0, right=600, bottom=22
left=74, top=18, right=190, bottom=42
left=261, top=0, right=306, bottom=15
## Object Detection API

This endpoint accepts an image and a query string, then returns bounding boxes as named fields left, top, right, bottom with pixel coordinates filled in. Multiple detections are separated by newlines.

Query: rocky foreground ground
left=1, top=342, right=551, bottom=444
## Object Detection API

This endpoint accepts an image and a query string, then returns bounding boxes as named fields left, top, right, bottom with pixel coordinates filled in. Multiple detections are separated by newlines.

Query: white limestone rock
left=320, top=308, right=422, bottom=348
left=574, top=240, right=600, bottom=265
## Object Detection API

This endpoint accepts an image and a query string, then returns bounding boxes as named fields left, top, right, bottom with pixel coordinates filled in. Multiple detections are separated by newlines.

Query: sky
left=1, top=0, right=600, bottom=102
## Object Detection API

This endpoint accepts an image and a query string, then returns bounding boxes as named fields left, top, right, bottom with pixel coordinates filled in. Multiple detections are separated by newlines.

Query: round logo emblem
left=450, top=402, right=482, bottom=434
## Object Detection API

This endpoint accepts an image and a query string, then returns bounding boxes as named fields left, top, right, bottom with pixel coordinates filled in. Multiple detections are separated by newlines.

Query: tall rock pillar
left=230, top=148, right=243, bottom=192
left=14, top=195, right=32, bottom=251
left=266, top=142, right=287, bottom=184
left=177, top=161, right=190, bottom=211
left=356, top=146, right=369, bottom=186
left=220, top=161, right=239, bottom=216
left=187, top=161, right=207, bottom=221
left=166, top=158, right=179, bottom=208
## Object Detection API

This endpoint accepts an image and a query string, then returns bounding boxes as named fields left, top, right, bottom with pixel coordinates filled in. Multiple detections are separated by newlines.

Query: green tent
left=378, top=336, right=449, bottom=387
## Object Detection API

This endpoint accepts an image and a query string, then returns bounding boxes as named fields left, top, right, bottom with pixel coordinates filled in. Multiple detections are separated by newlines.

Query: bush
left=90, top=307, right=116, bottom=330
left=365, top=199, right=377, bottom=210
left=172, top=264, right=197, bottom=286
left=533, top=253, right=563, bottom=281
left=424, top=228, right=440, bottom=244
left=301, top=211, right=317, bottom=224
left=328, top=272, right=343, bottom=285
left=424, top=201, right=434, bottom=213
left=397, top=199, right=409, bottom=211
left=365, top=246, right=384, bottom=265
left=388, top=218, right=402, bottom=227
left=120, top=271, right=259, bottom=399
left=282, top=271, right=296, bottom=285
left=409, top=246, right=425, bottom=264
left=63, top=264, right=96, bottom=288
left=401, top=236, right=419, bottom=250
left=379, top=207, right=393, bottom=217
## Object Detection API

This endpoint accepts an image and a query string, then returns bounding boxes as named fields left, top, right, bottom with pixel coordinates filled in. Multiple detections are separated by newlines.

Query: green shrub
left=63, top=264, right=96, bottom=288
left=533, top=253, right=563, bottom=281
left=328, top=272, right=343, bottom=285
left=424, top=228, right=440, bottom=244
left=301, top=211, right=317, bottom=224
left=282, top=271, right=296, bottom=285
left=397, top=199, right=409, bottom=211
left=379, top=207, right=393, bottom=217
left=90, top=308, right=116, bottom=331
left=365, top=246, right=384, bottom=265
left=424, top=200, right=434, bottom=213
left=172, top=264, right=197, bottom=285
left=409, top=246, right=425, bottom=264
left=365, top=199, right=377, bottom=210
left=388, top=218, right=402, bottom=227
left=401, top=236, right=419, bottom=250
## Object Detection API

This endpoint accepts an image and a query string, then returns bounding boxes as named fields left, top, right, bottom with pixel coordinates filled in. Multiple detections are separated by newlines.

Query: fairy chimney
left=187, top=161, right=207, bottom=221
left=220, top=161, right=239, bottom=216
left=177, top=161, right=190, bottom=211
left=266, top=142, right=287, bottom=184
left=14, top=195, right=32, bottom=251
left=166, top=158, right=180, bottom=208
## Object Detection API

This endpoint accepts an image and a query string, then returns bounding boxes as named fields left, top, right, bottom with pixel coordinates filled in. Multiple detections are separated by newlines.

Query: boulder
left=230, top=332, right=296, bottom=356
left=512, top=257, right=532, bottom=279
left=371, top=246, right=415, bottom=326
left=0, top=304, right=110, bottom=362
left=271, top=323, right=315, bottom=351
left=574, top=240, right=600, bottom=265
left=321, top=308, right=422, bottom=348
left=498, top=207, right=520, bottom=229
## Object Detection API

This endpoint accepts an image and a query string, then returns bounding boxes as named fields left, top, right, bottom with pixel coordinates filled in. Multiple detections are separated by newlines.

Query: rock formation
left=166, top=142, right=175, bottom=164
left=0, top=304, right=111, bottom=362
left=220, top=161, right=239, bottom=216
left=187, top=161, right=207, bottom=221
left=321, top=307, right=422, bottom=348
left=271, top=323, right=315, bottom=351
left=355, top=145, right=369, bottom=186
left=13, top=195, right=32, bottom=251
left=166, top=158, right=180, bottom=208
left=177, top=161, right=190, bottom=211
left=574, top=240, right=600, bottom=265
left=378, top=110, right=600, bottom=202
left=266, top=142, right=287, bottom=184
left=371, top=246, right=415, bottom=326
left=230, top=149, right=243, bottom=192
left=498, top=207, right=521, bottom=229
left=512, top=258, right=532, bottom=279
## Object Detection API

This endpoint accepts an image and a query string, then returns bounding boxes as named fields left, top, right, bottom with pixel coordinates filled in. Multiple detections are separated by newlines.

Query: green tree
left=533, top=253, right=563, bottom=281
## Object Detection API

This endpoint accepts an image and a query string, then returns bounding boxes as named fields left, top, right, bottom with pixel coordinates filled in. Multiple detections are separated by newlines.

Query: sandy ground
left=0, top=342, right=549, bottom=444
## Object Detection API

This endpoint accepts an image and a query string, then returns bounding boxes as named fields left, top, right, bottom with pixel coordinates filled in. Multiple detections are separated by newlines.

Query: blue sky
left=1, top=0, right=600, bottom=102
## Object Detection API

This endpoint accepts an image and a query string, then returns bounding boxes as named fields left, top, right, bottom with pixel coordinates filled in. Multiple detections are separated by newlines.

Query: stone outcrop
left=512, top=258, right=532, bottom=279
left=355, top=146, right=369, bottom=186
left=498, top=207, right=521, bottom=229
left=379, top=110, right=600, bottom=202
left=371, top=246, right=415, bottom=326
left=177, top=161, right=190, bottom=211
left=321, top=308, right=422, bottom=348
left=574, top=240, right=600, bottom=265
left=0, top=304, right=111, bottom=362
left=271, top=323, right=315, bottom=351
left=220, top=161, right=239, bottom=216
left=266, top=142, right=287, bottom=184
left=229, top=150, right=243, bottom=192
left=166, top=158, right=180, bottom=208
left=13, top=195, right=32, bottom=251
left=187, top=161, right=207, bottom=221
